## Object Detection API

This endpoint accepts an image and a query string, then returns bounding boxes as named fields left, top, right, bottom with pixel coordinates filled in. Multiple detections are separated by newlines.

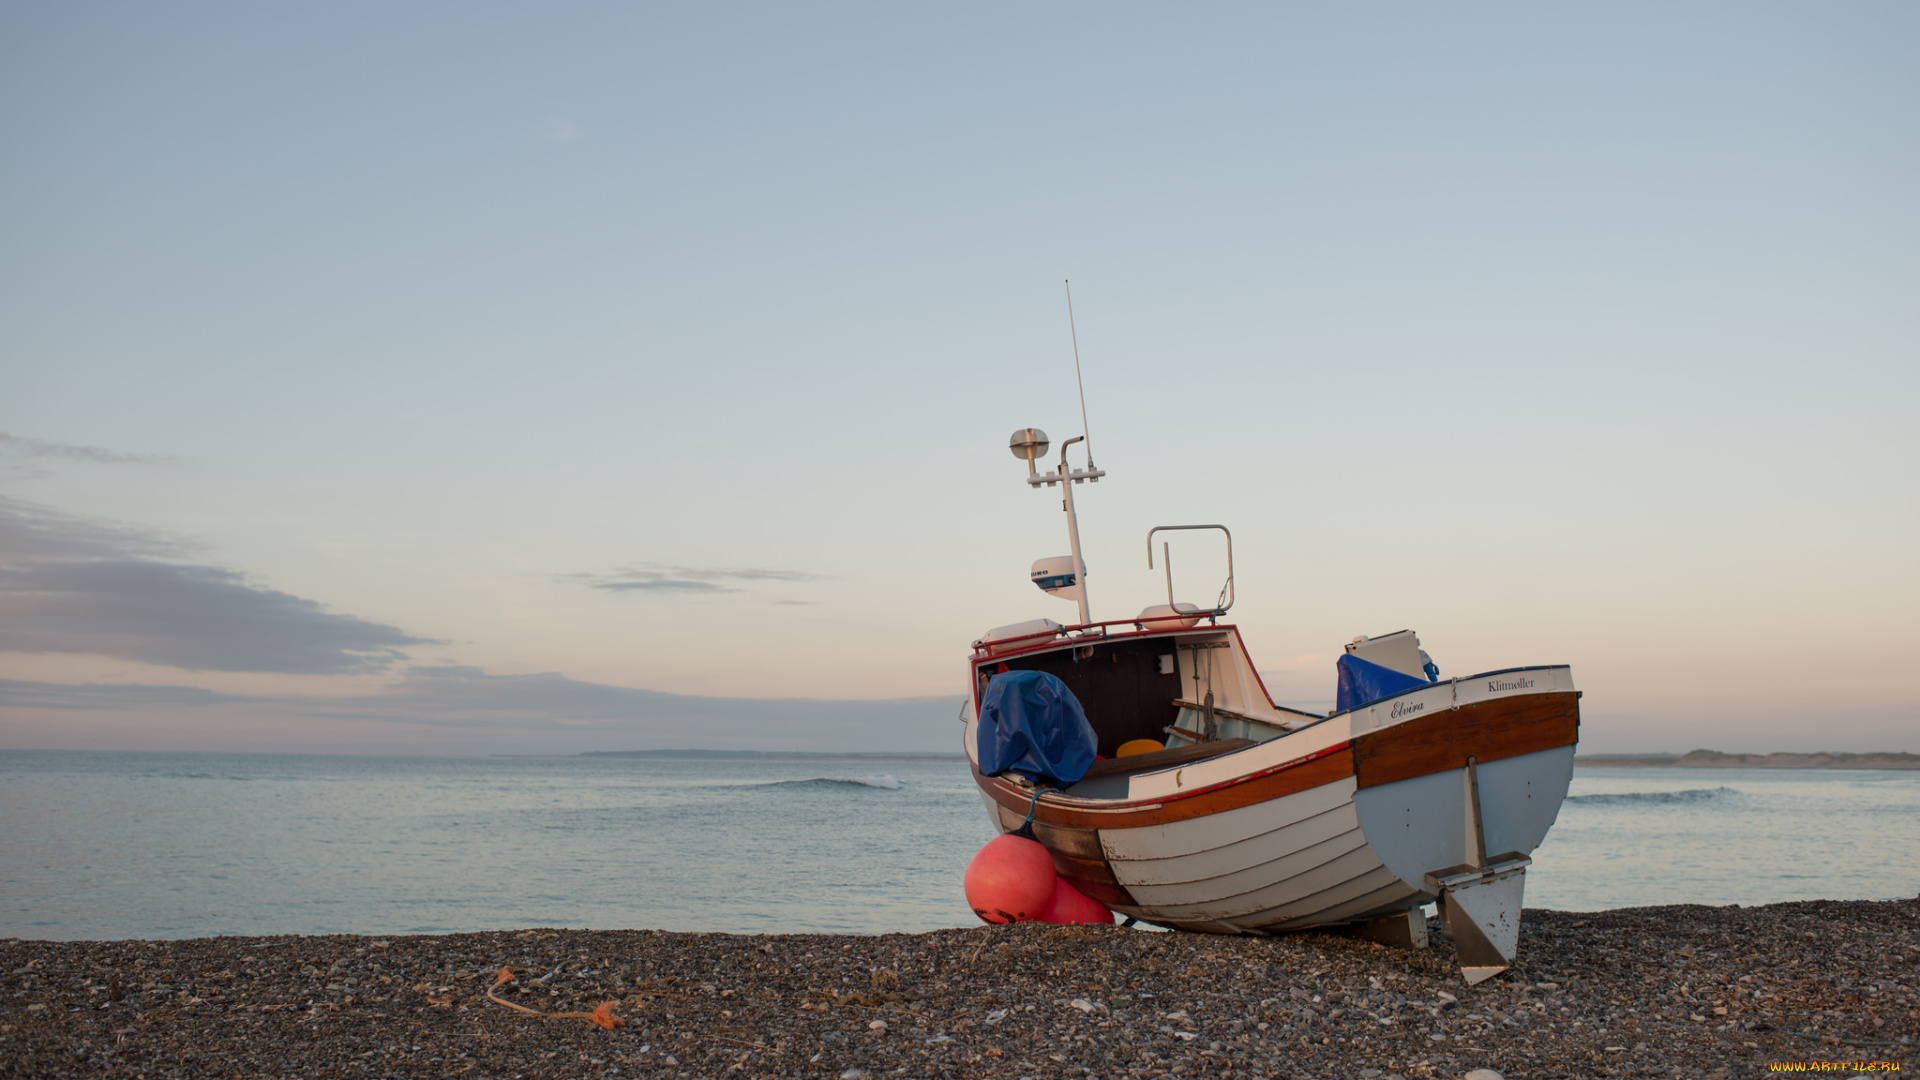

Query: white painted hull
left=966, top=634, right=1579, bottom=936
left=1092, top=744, right=1573, bottom=932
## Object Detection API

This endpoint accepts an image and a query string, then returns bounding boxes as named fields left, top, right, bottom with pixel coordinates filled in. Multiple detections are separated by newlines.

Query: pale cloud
left=671, top=566, right=826, bottom=583
left=575, top=574, right=733, bottom=593
left=568, top=562, right=827, bottom=595
left=0, top=495, right=186, bottom=562
left=0, top=496, right=431, bottom=675
left=547, top=117, right=582, bottom=143
left=0, top=680, right=235, bottom=711
left=0, top=432, right=176, bottom=466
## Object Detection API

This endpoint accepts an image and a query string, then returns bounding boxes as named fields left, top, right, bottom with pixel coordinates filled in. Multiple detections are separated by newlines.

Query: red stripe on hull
left=975, top=744, right=1355, bottom=831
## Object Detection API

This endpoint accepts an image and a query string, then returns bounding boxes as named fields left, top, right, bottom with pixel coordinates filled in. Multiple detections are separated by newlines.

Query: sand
left=4, top=899, right=1915, bottom=1079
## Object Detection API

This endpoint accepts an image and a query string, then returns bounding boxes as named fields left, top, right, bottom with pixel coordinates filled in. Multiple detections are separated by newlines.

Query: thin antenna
left=1064, top=279, right=1092, bottom=465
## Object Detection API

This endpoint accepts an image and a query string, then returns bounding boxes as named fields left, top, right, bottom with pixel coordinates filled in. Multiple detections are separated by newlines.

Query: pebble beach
left=4, top=900, right=1913, bottom=1079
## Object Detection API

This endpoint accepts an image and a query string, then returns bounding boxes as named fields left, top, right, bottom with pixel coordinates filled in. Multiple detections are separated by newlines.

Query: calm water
left=1, top=751, right=1914, bottom=941
left=1527, top=765, right=1920, bottom=910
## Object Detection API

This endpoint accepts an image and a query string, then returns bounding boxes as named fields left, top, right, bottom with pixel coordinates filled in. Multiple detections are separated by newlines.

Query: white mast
left=1051, top=436, right=1098, bottom=627
left=1010, top=429, right=1105, bottom=628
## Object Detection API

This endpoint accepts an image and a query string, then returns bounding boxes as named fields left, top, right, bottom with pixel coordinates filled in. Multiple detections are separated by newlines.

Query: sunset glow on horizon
left=3, top=4, right=1914, bottom=756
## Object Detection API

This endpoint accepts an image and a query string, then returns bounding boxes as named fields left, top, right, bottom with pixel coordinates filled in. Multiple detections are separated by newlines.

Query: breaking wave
left=1565, top=786, right=1738, bottom=806
left=755, top=775, right=903, bottom=791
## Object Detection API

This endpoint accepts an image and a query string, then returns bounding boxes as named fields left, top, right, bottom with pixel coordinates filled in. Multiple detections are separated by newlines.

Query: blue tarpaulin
left=1335, top=653, right=1433, bottom=713
left=977, top=670, right=1098, bottom=786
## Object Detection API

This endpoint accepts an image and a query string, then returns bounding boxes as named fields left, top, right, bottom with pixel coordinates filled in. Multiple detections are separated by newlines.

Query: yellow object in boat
left=1116, top=739, right=1164, bottom=758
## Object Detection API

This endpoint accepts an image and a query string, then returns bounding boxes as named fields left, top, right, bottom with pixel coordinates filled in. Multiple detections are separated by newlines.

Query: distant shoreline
left=1577, top=749, right=1920, bottom=769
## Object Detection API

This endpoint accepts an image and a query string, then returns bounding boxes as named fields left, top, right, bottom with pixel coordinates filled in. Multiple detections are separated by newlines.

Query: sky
left=1, top=3, right=1915, bottom=756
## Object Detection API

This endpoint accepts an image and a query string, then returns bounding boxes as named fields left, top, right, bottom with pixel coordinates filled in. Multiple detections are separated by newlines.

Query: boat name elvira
left=1389, top=700, right=1425, bottom=719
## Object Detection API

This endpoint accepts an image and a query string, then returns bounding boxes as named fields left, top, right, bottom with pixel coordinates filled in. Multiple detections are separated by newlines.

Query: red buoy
left=964, top=833, right=1057, bottom=924
left=1036, top=876, right=1115, bottom=925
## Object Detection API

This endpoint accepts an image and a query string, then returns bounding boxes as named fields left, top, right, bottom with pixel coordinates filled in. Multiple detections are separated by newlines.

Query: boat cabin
left=970, top=617, right=1325, bottom=799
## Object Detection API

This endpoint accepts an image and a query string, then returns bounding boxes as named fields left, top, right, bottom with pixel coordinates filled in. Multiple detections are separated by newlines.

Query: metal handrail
left=971, top=614, right=1234, bottom=653
left=1146, top=524, right=1234, bottom=615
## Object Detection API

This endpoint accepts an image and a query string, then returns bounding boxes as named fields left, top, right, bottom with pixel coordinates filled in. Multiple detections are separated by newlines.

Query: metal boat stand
left=1344, top=907, right=1431, bottom=950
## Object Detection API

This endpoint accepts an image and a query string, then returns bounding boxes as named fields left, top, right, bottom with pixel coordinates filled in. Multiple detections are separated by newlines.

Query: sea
left=1, top=750, right=1914, bottom=942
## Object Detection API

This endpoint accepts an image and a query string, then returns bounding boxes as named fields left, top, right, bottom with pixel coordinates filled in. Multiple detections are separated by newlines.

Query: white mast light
left=1008, top=428, right=1050, bottom=477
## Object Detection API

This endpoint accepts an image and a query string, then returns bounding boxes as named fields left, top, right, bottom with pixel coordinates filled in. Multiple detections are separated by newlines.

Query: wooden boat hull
left=966, top=674, right=1579, bottom=934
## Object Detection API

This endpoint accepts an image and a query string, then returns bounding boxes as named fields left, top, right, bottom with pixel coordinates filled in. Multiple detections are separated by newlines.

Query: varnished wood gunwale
left=1349, top=690, right=1581, bottom=789
left=975, top=744, right=1356, bottom=831
left=973, top=688, right=1580, bottom=829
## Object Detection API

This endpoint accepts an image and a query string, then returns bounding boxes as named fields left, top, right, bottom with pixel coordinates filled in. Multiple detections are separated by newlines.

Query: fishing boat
left=962, top=427, right=1580, bottom=984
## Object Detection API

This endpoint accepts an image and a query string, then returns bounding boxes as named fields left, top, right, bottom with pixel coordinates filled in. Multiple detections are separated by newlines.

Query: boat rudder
left=1426, top=854, right=1530, bottom=986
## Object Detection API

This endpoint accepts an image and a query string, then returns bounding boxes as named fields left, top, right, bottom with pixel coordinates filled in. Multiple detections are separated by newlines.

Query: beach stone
left=1464, top=1071, right=1505, bottom=1080
left=2, top=899, right=1913, bottom=1078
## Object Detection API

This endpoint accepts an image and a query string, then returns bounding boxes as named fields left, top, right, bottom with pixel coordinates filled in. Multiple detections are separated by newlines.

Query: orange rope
left=484, top=967, right=623, bottom=1030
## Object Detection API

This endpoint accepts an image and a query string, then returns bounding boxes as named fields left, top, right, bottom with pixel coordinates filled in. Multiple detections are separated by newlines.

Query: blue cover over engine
left=977, top=670, right=1099, bottom=786
left=1335, top=652, right=1433, bottom=713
